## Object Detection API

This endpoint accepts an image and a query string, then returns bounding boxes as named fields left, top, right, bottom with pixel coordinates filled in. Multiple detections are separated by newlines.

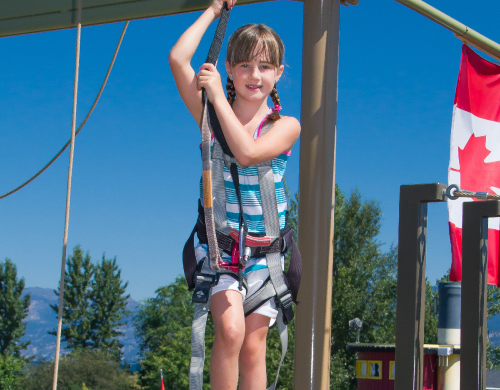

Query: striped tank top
left=199, top=109, right=290, bottom=234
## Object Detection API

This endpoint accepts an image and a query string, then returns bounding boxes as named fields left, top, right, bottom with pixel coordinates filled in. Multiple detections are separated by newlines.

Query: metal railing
left=395, top=0, right=500, bottom=62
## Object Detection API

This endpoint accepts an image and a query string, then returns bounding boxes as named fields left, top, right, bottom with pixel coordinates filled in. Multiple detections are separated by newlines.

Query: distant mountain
left=21, top=287, right=141, bottom=362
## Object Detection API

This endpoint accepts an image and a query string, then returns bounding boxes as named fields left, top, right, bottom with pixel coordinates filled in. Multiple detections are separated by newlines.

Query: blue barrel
left=438, top=282, right=461, bottom=345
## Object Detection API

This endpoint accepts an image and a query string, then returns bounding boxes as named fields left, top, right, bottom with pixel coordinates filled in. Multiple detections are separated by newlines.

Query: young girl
left=169, top=1, right=300, bottom=388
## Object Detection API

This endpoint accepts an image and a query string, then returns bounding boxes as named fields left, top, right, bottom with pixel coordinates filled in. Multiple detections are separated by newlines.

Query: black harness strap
left=203, top=3, right=233, bottom=157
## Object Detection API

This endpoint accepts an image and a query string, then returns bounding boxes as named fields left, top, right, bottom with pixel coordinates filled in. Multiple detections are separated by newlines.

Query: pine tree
left=90, top=255, right=130, bottom=360
left=51, top=247, right=130, bottom=360
left=0, top=258, right=31, bottom=356
left=50, top=246, right=94, bottom=350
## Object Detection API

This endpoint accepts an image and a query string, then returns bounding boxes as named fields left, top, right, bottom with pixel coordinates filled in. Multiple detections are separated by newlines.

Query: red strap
left=230, top=228, right=272, bottom=247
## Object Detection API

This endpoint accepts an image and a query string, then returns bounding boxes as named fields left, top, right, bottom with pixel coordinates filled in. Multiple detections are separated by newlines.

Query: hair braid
left=226, top=77, right=236, bottom=105
left=267, top=84, right=281, bottom=121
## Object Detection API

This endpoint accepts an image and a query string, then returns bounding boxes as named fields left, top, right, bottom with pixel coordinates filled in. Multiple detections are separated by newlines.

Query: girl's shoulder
left=261, top=115, right=300, bottom=157
left=271, top=115, right=301, bottom=133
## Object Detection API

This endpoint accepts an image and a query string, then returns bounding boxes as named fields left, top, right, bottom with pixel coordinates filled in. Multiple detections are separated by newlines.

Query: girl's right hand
left=209, top=0, right=236, bottom=18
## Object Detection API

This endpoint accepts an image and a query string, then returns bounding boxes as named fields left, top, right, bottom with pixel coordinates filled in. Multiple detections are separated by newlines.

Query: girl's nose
left=249, top=66, right=260, bottom=79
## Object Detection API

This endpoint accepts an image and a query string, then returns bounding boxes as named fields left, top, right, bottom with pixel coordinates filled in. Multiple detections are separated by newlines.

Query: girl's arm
left=168, top=0, right=235, bottom=126
left=215, top=104, right=301, bottom=166
left=197, top=63, right=300, bottom=165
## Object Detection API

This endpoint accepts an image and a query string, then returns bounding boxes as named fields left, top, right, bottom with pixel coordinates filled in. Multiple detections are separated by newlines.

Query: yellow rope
left=52, top=0, right=82, bottom=387
left=0, top=21, right=129, bottom=200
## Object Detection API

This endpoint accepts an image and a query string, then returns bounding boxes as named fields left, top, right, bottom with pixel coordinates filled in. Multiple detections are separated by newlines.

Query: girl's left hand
left=197, top=63, right=225, bottom=104
left=209, top=0, right=237, bottom=17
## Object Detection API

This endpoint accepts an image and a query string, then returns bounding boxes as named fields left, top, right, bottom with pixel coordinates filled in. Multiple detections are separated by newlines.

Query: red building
left=348, top=343, right=460, bottom=390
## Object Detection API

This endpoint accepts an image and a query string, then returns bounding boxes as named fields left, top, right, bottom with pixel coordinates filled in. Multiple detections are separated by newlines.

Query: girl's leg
left=238, top=313, right=271, bottom=390
left=210, top=290, right=246, bottom=390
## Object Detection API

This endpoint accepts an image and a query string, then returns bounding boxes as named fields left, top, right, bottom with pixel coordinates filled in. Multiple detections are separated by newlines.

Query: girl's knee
left=214, top=318, right=245, bottom=347
left=240, top=337, right=266, bottom=367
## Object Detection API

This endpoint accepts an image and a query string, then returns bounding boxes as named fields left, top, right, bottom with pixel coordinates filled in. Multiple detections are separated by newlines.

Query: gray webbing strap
left=243, top=278, right=275, bottom=315
left=267, top=311, right=288, bottom=390
left=190, top=300, right=210, bottom=390
left=256, top=123, right=293, bottom=388
left=257, top=164, right=280, bottom=237
left=256, top=130, right=291, bottom=388
left=211, top=141, right=228, bottom=229
left=258, top=164, right=288, bottom=297
left=190, top=259, right=217, bottom=390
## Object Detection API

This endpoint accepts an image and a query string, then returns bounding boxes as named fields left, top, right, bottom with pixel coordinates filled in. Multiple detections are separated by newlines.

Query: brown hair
left=226, top=24, right=284, bottom=121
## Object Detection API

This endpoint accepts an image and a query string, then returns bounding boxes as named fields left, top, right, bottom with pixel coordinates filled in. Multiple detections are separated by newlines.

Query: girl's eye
left=240, top=64, right=249, bottom=68
left=261, top=65, right=270, bottom=70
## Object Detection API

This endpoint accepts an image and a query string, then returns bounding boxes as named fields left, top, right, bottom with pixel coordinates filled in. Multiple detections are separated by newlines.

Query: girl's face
left=226, top=52, right=284, bottom=104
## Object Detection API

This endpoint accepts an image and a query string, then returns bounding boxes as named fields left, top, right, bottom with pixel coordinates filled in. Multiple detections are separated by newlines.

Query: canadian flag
left=448, top=44, right=500, bottom=285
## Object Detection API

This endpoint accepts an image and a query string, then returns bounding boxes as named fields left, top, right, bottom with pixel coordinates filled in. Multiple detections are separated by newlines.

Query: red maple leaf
left=452, top=134, right=500, bottom=194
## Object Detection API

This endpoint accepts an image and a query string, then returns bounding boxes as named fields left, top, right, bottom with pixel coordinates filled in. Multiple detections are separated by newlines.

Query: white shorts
left=195, top=243, right=284, bottom=324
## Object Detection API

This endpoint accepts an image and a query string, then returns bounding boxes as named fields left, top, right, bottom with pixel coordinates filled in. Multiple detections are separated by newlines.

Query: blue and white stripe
left=199, top=152, right=289, bottom=234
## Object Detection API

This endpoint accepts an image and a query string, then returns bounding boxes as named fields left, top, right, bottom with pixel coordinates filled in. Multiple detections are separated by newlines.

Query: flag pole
left=395, top=0, right=500, bottom=62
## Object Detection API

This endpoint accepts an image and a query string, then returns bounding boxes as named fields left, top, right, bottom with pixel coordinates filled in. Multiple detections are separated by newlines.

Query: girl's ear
left=275, top=64, right=285, bottom=82
left=225, top=61, right=232, bottom=79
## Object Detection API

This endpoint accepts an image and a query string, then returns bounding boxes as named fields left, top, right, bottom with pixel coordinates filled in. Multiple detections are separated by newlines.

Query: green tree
left=134, top=277, right=208, bottom=390
left=50, top=246, right=94, bottom=350
left=90, top=256, right=130, bottom=360
left=488, top=283, right=500, bottom=369
left=51, top=247, right=130, bottom=360
left=21, top=350, right=140, bottom=390
left=0, top=353, right=25, bottom=390
left=0, top=258, right=31, bottom=356
left=329, top=185, right=398, bottom=390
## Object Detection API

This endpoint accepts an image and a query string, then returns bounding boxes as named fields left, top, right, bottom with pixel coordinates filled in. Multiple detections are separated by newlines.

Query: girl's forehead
left=247, top=45, right=272, bottom=62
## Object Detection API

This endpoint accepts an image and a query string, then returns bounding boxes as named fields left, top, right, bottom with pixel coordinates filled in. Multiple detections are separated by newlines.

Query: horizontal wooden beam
left=0, top=0, right=275, bottom=38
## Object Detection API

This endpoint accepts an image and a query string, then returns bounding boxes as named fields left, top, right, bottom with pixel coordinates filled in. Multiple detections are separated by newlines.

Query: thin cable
left=52, top=0, right=81, bottom=388
left=445, top=184, right=500, bottom=201
left=0, top=21, right=129, bottom=200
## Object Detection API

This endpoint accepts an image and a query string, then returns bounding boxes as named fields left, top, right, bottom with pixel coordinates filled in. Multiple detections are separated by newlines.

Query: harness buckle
left=192, top=260, right=219, bottom=304
left=276, top=290, right=294, bottom=325
left=217, top=241, right=242, bottom=273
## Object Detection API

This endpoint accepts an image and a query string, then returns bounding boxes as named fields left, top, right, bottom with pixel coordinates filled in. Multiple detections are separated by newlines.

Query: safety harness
left=181, top=5, right=302, bottom=389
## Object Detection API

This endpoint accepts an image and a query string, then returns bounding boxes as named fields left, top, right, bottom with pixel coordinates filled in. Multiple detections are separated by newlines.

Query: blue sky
left=1, top=0, right=500, bottom=300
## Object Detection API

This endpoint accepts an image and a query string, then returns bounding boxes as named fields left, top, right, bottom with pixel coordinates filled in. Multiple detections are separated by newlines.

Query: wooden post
left=394, top=183, right=446, bottom=390
left=461, top=200, right=500, bottom=390
left=294, top=0, right=340, bottom=388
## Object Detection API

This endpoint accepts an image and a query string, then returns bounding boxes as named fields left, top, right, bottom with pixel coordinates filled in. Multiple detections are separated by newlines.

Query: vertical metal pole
left=395, top=183, right=446, bottom=390
left=461, top=201, right=500, bottom=390
left=294, top=0, right=340, bottom=388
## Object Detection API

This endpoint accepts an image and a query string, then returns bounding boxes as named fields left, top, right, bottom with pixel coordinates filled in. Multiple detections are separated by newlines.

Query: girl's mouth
left=246, top=85, right=262, bottom=90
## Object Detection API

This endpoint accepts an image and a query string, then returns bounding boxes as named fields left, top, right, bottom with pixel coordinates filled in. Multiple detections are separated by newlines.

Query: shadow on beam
left=0, top=0, right=275, bottom=38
